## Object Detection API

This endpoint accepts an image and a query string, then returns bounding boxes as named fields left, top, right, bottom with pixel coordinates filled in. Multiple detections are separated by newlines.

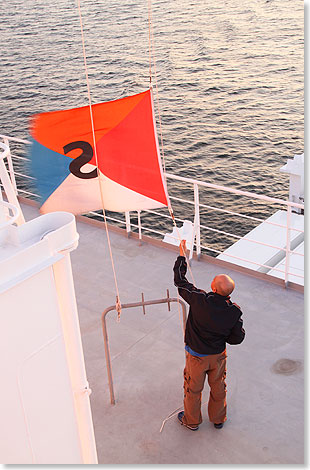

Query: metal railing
left=0, top=200, right=21, bottom=230
left=0, top=134, right=304, bottom=286
left=101, top=293, right=187, bottom=405
left=0, top=140, right=25, bottom=225
left=164, top=173, right=304, bottom=286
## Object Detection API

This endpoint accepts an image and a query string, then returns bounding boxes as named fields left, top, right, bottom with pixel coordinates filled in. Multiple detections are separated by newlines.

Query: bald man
left=173, top=240, right=245, bottom=431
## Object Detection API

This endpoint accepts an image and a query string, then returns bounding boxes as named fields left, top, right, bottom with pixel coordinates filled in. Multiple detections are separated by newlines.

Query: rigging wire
left=147, top=0, right=166, bottom=175
left=147, top=0, right=196, bottom=286
left=148, top=0, right=153, bottom=86
left=76, top=0, right=122, bottom=320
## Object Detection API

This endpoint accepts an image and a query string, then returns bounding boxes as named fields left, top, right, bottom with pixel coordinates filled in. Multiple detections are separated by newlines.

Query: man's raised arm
left=173, top=241, right=200, bottom=305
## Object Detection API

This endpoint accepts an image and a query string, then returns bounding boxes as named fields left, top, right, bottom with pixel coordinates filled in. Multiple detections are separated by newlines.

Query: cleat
left=178, top=411, right=199, bottom=431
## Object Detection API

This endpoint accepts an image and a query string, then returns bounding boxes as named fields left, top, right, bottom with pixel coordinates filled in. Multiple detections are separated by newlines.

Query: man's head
left=211, top=274, right=235, bottom=297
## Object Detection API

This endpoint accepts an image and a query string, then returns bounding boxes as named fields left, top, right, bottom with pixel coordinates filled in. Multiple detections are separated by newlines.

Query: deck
left=24, top=203, right=304, bottom=465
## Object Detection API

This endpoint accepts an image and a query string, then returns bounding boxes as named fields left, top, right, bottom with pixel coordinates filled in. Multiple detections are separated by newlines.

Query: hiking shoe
left=178, top=411, right=199, bottom=431
left=214, top=423, right=224, bottom=429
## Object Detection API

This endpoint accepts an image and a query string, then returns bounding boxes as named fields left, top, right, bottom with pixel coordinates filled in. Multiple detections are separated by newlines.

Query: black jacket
left=174, top=256, right=245, bottom=355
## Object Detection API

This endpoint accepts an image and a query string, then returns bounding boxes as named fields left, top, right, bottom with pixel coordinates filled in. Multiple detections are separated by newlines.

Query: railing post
left=137, top=211, right=142, bottom=245
left=3, top=137, right=18, bottom=195
left=125, top=211, right=131, bottom=237
left=284, top=205, right=291, bottom=287
left=0, top=143, right=25, bottom=225
left=193, top=183, right=201, bottom=259
left=188, top=221, right=195, bottom=262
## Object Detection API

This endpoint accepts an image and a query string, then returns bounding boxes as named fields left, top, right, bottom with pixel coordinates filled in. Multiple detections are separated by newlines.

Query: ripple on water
left=0, top=0, right=303, bottom=250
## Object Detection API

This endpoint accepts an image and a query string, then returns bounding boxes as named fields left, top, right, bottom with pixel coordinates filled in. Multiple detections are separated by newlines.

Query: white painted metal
left=52, top=255, right=98, bottom=464
left=280, top=153, right=304, bottom=211
left=218, top=210, right=304, bottom=284
left=269, top=241, right=304, bottom=285
left=193, top=183, right=201, bottom=258
left=1, top=269, right=82, bottom=464
left=0, top=210, right=98, bottom=463
left=0, top=142, right=24, bottom=225
left=165, top=172, right=304, bottom=210
left=284, top=205, right=292, bottom=286
left=125, top=211, right=131, bottom=234
left=0, top=134, right=30, bottom=145
left=0, top=200, right=21, bottom=252
left=137, top=210, right=142, bottom=241
left=0, top=200, right=20, bottom=245
left=3, top=137, right=18, bottom=194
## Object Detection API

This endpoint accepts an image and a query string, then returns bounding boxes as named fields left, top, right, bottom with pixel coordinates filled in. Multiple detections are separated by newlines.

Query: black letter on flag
left=64, top=141, right=98, bottom=179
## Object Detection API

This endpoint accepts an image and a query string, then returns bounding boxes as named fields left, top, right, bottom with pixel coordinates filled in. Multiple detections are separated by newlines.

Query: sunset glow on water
left=0, top=0, right=303, bottom=249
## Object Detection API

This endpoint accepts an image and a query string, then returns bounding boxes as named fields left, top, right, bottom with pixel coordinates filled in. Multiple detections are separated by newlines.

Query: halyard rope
left=77, top=0, right=122, bottom=320
left=75, top=0, right=218, bottom=435
left=148, top=0, right=153, bottom=86
left=147, top=0, right=202, bottom=433
left=147, top=0, right=196, bottom=286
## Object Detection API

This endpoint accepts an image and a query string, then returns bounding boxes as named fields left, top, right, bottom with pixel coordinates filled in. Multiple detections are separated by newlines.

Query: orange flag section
left=30, top=91, right=147, bottom=156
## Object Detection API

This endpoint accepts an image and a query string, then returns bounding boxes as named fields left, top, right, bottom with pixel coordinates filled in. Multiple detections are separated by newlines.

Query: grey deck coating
left=24, top=204, right=304, bottom=465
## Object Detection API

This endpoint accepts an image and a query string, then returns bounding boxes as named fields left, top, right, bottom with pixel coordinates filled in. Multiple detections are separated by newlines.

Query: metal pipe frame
left=101, top=296, right=187, bottom=405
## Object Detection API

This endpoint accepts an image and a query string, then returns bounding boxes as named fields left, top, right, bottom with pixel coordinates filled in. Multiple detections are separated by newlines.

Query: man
left=174, top=240, right=245, bottom=431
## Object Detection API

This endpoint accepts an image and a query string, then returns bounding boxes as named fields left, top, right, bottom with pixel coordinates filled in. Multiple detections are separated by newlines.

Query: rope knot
left=116, top=296, right=122, bottom=322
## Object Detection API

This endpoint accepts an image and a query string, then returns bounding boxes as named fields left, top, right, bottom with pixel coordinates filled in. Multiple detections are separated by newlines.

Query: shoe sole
left=178, top=412, right=199, bottom=431
left=214, top=423, right=224, bottom=429
left=178, top=418, right=199, bottom=431
left=181, top=422, right=199, bottom=431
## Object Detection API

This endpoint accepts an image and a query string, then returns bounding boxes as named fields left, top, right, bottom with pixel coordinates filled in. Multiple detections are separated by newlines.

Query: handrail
left=0, top=134, right=31, bottom=145
left=1, top=134, right=304, bottom=285
left=0, top=200, right=21, bottom=230
left=0, top=134, right=303, bottom=211
left=165, top=172, right=304, bottom=210
left=0, top=141, right=25, bottom=225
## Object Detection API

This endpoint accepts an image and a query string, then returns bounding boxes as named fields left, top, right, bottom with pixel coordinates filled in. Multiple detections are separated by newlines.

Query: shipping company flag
left=29, top=89, right=169, bottom=214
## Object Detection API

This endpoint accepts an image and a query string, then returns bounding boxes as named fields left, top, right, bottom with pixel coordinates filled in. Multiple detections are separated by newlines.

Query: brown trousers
left=183, top=350, right=227, bottom=427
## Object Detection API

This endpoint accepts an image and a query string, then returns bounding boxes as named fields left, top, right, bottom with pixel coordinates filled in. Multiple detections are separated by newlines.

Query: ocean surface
left=0, top=0, right=304, bottom=251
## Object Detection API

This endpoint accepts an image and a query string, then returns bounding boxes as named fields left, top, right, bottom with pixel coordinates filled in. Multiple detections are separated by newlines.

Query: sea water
left=0, top=0, right=304, bottom=250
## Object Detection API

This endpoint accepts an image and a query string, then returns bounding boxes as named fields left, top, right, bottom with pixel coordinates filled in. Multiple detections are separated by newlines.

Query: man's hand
left=179, top=239, right=187, bottom=256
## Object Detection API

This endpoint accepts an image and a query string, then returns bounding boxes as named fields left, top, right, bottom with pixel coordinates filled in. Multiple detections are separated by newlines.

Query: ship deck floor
left=25, top=204, right=305, bottom=465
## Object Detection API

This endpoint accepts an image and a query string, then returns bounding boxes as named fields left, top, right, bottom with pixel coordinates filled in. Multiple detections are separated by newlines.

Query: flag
left=29, top=89, right=169, bottom=214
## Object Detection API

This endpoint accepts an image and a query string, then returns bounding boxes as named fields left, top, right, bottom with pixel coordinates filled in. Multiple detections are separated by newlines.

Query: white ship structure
left=0, top=135, right=304, bottom=464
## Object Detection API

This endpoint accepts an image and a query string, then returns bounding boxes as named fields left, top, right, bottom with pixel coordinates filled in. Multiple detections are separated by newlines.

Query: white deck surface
left=24, top=204, right=304, bottom=465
